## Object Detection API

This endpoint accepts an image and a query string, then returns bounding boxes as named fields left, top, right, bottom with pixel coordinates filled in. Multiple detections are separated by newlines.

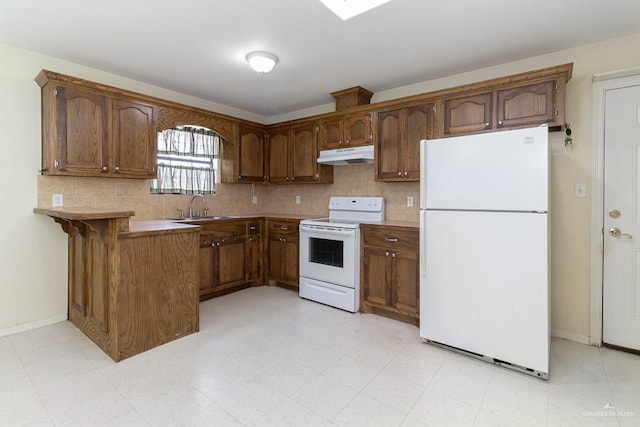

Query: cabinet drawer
left=247, top=222, right=262, bottom=235
left=268, top=220, right=299, bottom=236
left=362, top=226, right=418, bottom=251
left=201, top=221, right=246, bottom=238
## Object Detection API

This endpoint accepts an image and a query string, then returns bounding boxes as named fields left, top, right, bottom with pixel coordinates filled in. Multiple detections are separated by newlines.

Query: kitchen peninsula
left=34, top=207, right=200, bottom=361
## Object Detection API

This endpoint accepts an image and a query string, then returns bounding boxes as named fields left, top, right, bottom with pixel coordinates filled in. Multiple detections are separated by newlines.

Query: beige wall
left=3, top=33, right=640, bottom=340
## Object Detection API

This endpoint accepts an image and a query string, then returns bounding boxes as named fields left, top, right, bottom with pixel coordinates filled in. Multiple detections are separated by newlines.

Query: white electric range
left=299, top=196, right=385, bottom=312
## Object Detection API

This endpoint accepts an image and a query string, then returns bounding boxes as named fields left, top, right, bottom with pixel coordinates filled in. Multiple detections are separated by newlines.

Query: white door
left=603, top=83, right=640, bottom=351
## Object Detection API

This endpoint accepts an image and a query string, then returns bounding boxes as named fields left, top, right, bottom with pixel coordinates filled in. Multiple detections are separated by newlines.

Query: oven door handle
left=299, top=224, right=356, bottom=237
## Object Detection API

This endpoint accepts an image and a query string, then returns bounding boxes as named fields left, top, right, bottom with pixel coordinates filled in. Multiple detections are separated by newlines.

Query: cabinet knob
left=391, top=252, right=396, bottom=258
left=339, top=140, right=343, bottom=145
left=404, top=172, right=408, bottom=176
left=498, top=120, right=503, bottom=126
left=484, top=123, right=490, bottom=128
left=398, top=172, right=402, bottom=176
left=102, top=166, right=108, bottom=172
left=114, top=166, right=120, bottom=172
left=346, top=139, right=350, bottom=144
left=385, top=251, right=390, bottom=257
left=286, top=177, right=290, bottom=181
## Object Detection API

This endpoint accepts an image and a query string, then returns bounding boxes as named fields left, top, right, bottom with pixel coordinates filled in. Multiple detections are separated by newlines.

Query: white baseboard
left=0, top=315, right=67, bottom=338
left=551, top=329, right=592, bottom=345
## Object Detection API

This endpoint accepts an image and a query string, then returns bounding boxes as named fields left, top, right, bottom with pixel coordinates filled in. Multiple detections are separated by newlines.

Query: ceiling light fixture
left=319, top=0, right=394, bottom=20
left=246, top=51, right=278, bottom=74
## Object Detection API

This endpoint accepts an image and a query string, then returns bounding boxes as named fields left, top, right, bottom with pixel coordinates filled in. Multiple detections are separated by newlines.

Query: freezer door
left=420, top=210, right=549, bottom=375
left=424, top=126, right=548, bottom=212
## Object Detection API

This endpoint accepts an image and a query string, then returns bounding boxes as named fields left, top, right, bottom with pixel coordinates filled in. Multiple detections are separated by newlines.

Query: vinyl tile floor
left=1, top=286, right=639, bottom=426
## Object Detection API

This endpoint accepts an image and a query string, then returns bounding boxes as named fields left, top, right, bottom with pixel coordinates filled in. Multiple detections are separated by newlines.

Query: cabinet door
left=444, top=92, right=493, bottom=136
left=391, top=249, right=419, bottom=315
left=363, top=246, right=391, bottom=307
left=319, top=118, right=344, bottom=149
left=247, top=221, right=262, bottom=284
left=403, top=104, right=434, bottom=180
left=291, top=124, right=318, bottom=183
left=376, top=109, right=403, bottom=180
left=345, top=113, right=372, bottom=147
left=238, top=125, right=265, bottom=182
left=268, top=128, right=290, bottom=183
left=198, top=234, right=216, bottom=295
left=247, top=235, right=262, bottom=284
left=216, top=237, right=247, bottom=291
left=112, top=98, right=156, bottom=178
left=497, top=81, right=557, bottom=129
left=268, top=234, right=284, bottom=282
left=54, top=85, right=109, bottom=175
left=281, top=237, right=299, bottom=287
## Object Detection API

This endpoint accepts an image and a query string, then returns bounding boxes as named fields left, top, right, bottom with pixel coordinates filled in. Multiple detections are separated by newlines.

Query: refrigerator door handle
left=419, top=210, right=426, bottom=278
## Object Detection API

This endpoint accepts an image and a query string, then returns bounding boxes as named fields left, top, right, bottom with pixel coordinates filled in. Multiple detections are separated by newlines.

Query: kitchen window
left=151, top=126, right=221, bottom=194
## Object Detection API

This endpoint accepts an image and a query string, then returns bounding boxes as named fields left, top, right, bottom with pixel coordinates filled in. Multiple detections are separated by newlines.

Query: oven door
left=299, top=224, right=357, bottom=288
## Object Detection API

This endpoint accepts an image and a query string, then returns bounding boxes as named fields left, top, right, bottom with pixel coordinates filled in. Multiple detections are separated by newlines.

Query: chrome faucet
left=189, top=194, right=208, bottom=218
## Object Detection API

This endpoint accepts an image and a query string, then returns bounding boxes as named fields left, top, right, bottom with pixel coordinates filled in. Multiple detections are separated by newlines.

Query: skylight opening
left=319, top=0, right=395, bottom=20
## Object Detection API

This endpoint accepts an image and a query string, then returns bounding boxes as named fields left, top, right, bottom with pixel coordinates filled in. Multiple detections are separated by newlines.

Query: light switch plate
left=52, top=193, right=63, bottom=207
left=574, top=183, right=586, bottom=198
left=407, top=196, right=414, bottom=207
left=252, top=195, right=258, bottom=204
left=295, top=195, right=301, bottom=205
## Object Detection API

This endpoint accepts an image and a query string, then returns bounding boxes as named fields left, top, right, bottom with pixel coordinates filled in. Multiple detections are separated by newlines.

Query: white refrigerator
left=419, top=125, right=549, bottom=379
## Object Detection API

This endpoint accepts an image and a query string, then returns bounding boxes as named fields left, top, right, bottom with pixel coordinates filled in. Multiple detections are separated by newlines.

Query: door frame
left=590, top=67, right=640, bottom=346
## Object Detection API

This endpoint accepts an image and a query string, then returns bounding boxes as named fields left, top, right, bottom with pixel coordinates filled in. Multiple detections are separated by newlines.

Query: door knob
left=609, top=227, right=633, bottom=239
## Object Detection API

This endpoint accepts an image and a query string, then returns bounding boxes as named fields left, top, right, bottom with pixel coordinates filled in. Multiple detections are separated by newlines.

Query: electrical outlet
left=52, top=193, right=63, bottom=207
left=574, top=183, right=586, bottom=198
left=295, top=195, right=301, bottom=205
left=252, top=195, right=258, bottom=204
left=407, top=196, right=414, bottom=207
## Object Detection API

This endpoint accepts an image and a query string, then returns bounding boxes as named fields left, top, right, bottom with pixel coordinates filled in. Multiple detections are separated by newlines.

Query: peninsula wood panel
left=118, top=230, right=199, bottom=360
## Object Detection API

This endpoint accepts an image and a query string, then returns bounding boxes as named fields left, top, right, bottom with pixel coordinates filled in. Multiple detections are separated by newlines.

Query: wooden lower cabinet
left=361, top=224, right=419, bottom=325
left=267, top=219, right=299, bottom=289
left=198, top=219, right=261, bottom=300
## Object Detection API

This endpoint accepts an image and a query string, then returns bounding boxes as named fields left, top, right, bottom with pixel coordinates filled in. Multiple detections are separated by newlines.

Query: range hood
left=317, top=145, right=374, bottom=165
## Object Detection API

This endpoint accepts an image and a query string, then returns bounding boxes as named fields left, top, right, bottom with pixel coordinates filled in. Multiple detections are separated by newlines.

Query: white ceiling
left=1, top=0, right=639, bottom=118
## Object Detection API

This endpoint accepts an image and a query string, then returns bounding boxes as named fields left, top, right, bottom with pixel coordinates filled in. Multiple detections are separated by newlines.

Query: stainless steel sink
left=170, top=216, right=235, bottom=221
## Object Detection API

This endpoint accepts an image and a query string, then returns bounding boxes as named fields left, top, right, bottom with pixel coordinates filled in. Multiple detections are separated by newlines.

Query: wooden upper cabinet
left=443, top=92, right=493, bottom=136
left=319, top=113, right=372, bottom=149
left=440, top=66, right=571, bottom=137
left=319, top=118, right=343, bottom=149
left=237, top=124, right=266, bottom=182
left=267, top=127, right=290, bottom=184
left=36, top=71, right=157, bottom=179
left=112, top=98, right=155, bottom=178
left=267, top=123, right=332, bottom=184
left=291, top=123, right=321, bottom=183
left=52, top=85, right=110, bottom=175
left=375, top=103, right=433, bottom=181
left=496, top=80, right=561, bottom=129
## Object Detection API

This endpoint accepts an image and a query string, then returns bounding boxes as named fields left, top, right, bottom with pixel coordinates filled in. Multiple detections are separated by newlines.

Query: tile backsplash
left=37, top=164, right=420, bottom=221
